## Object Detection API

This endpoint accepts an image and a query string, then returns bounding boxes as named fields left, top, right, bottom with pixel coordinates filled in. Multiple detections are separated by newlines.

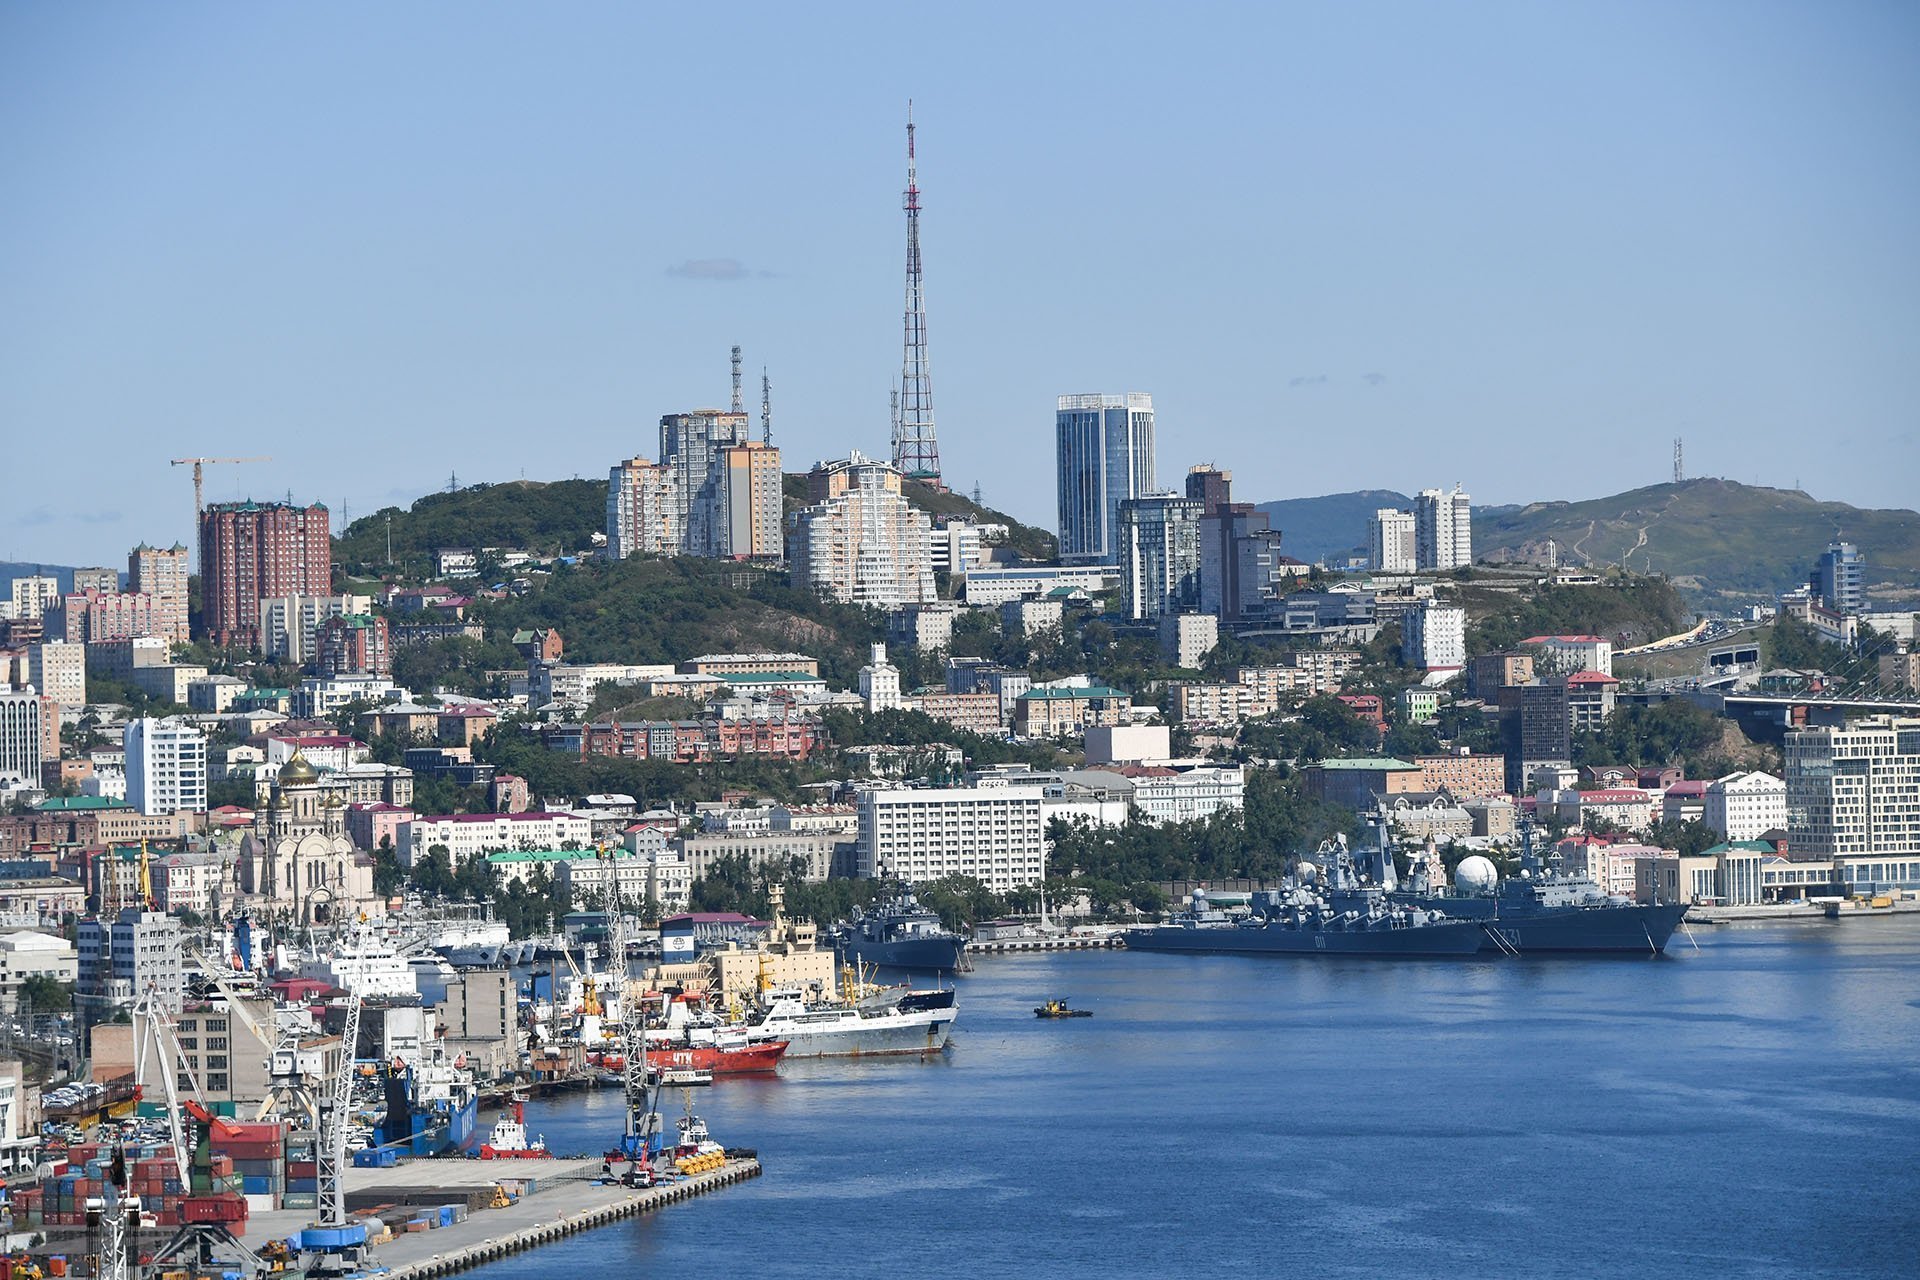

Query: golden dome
left=279, top=752, right=320, bottom=786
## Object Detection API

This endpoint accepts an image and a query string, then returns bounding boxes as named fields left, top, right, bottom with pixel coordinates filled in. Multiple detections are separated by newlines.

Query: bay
left=468, top=919, right=1920, bottom=1279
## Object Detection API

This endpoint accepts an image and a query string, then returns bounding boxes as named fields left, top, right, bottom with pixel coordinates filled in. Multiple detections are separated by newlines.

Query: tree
left=1645, top=818, right=1720, bottom=856
left=371, top=838, right=405, bottom=897
left=18, top=975, right=72, bottom=1018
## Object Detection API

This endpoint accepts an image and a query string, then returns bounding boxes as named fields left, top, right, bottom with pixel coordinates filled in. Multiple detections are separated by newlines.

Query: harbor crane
left=188, top=950, right=321, bottom=1126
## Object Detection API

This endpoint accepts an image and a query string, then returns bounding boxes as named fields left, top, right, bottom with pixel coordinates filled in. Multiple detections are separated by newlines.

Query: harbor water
left=472, top=919, right=1919, bottom=1279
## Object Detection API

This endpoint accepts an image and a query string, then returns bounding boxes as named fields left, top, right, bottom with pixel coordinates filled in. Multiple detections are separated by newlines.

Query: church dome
left=323, top=791, right=344, bottom=808
left=279, top=752, right=320, bottom=786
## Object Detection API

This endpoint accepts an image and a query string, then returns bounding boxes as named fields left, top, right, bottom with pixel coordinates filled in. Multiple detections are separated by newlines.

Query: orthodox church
left=236, top=752, right=378, bottom=923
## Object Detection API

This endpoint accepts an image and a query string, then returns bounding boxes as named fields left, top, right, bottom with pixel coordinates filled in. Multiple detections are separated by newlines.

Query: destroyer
left=1393, top=817, right=1690, bottom=955
left=1124, top=833, right=1486, bottom=958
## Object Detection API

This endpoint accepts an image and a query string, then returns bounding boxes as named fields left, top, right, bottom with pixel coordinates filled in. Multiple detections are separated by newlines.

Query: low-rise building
left=1303, top=758, right=1422, bottom=810
left=856, top=785, right=1047, bottom=890
left=1011, top=686, right=1131, bottom=739
left=1413, top=752, right=1506, bottom=799
left=0, top=930, right=78, bottom=1012
left=1704, top=771, right=1787, bottom=842
left=396, top=811, right=594, bottom=868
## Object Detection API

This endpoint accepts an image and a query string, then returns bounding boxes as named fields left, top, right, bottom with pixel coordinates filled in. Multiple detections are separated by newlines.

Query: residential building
left=1184, top=464, right=1232, bottom=515
left=1520, top=634, right=1615, bottom=677
left=314, top=614, right=391, bottom=678
left=1399, top=687, right=1441, bottom=724
left=150, top=850, right=224, bottom=916
left=1369, top=509, right=1417, bottom=574
left=907, top=691, right=1004, bottom=735
left=1786, top=716, right=1920, bottom=859
left=1198, top=502, right=1288, bottom=621
left=891, top=601, right=970, bottom=651
left=1879, top=651, right=1920, bottom=692
left=928, top=520, right=986, bottom=577
left=27, top=641, right=85, bottom=709
left=606, top=455, right=680, bottom=559
left=1378, top=791, right=1474, bottom=841
left=1565, top=671, right=1619, bottom=730
left=717, top=441, right=784, bottom=559
left=961, top=564, right=1119, bottom=607
left=199, top=501, right=333, bottom=648
left=396, top=811, right=595, bottom=868
left=857, top=785, right=1048, bottom=890
left=1543, top=789, right=1657, bottom=833
left=1813, top=541, right=1863, bottom=615
left=8, top=576, right=61, bottom=621
left=1118, top=494, right=1202, bottom=619
left=1703, top=771, right=1786, bottom=842
left=1127, top=763, right=1245, bottom=825
left=660, top=409, right=752, bottom=557
left=0, top=691, right=44, bottom=787
left=1414, top=752, right=1507, bottom=799
left=1403, top=602, right=1467, bottom=671
left=529, top=661, right=676, bottom=710
left=1470, top=651, right=1535, bottom=698
left=1159, top=613, right=1218, bottom=669
left=789, top=453, right=934, bottom=607
left=292, top=675, right=398, bottom=720
left=1055, top=393, right=1156, bottom=566
left=1012, top=686, right=1131, bottom=739
left=129, top=663, right=209, bottom=706
left=674, top=829, right=844, bottom=883
left=47, top=591, right=156, bottom=645
left=999, top=596, right=1063, bottom=639
left=559, top=711, right=823, bottom=764
left=683, top=653, right=822, bottom=678
left=128, top=544, right=190, bottom=643
left=858, top=644, right=902, bottom=713
left=1302, top=758, right=1422, bottom=810
left=1414, top=486, right=1472, bottom=571
left=1168, top=680, right=1256, bottom=725
left=187, top=675, right=247, bottom=713
left=86, top=635, right=170, bottom=681
left=78, top=908, right=182, bottom=1012
left=125, top=717, right=208, bottom=815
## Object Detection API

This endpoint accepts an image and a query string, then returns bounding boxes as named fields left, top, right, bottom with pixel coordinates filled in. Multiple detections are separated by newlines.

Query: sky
left=3, top=1, right=1917, bottom=567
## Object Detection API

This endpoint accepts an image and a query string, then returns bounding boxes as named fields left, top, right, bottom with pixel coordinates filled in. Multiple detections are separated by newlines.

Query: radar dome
left=1295, top=861, right=1318, bottom=884
left=1454, top=855, right=1499, bottom=895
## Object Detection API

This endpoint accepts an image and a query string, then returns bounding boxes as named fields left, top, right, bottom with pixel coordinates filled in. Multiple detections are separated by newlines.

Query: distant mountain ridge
left=1252, top=490, right=1410, bottom=564
left=0, top=562, right=80, bottom=595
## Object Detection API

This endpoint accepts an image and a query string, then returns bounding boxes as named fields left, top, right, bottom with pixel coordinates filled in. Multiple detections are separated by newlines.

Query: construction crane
left=171, top=456, right=272, bottom=522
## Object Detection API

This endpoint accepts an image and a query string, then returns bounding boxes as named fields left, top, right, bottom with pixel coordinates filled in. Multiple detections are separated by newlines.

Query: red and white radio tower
left=892, top=102, right=942, bottom=484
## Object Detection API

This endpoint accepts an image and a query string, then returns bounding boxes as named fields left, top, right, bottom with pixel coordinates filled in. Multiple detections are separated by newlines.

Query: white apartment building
left=790, top=453, right=935, bottom=608
left=397, top=811, right=595, bottom=867
left=28, top=641, right=86, bottom=709
left=260, top=594, right=373, bottom=665
left=1158, top=613, right=1218, bottom=669
left=1369, top=508, right=1417, bottom=574
left=1704, top=771, right=1787, bottom=842
left=152, top=851, right=226, bottom=916
left=8, top=576, right=61, bottom=621
left=0, top=690, right=43, bottom=787
left=859, top=644, right=902, bottom=712
left=928, top=521, right=985, bottom=576
left=1520, top=634, right=1615, bottom=678
left=961, top=565, right=1119, bottom=607
left=1403, top=602, right=1467, bottom=671
left=293, top=674, right=398, bottom=719
left=1786, top=717, right=1920, bottom=859
left=125, top=716, right=208, bottom=815
left=856, top=785, right=1047, bottom=891
left=1414, top=486, right=1473, bottom=571
left=529, top=662, right=676, bottom=710
left=1130, top=765, right=1246, bottom=825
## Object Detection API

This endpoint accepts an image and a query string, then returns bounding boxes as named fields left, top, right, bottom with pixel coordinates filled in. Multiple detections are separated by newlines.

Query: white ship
left=299, top=925, right=418, bottom=998
left=743, top=986, right=956, bottom=1058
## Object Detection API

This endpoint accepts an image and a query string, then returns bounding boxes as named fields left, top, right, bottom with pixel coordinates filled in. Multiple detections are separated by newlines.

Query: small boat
left=650, top=1066, right=714, bottom=1088
left=478, top=1095, right=552, bottom=1159
left=1034, top=999, right=1092, bottom=1019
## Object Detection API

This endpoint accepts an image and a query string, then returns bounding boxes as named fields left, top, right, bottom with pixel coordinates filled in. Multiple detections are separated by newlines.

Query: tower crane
left=170, top=456, right=272, bottom=545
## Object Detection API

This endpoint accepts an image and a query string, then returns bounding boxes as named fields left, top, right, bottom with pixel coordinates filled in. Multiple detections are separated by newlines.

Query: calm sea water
left=475, top=920, right=1919, bottom=1280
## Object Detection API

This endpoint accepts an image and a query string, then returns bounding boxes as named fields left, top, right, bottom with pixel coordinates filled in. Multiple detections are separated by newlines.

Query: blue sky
left=3, top=2, right=1916, bottom=567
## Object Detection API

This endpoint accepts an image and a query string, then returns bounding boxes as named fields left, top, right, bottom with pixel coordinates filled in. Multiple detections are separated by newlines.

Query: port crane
left=188, top=950, right=321, bottom=1126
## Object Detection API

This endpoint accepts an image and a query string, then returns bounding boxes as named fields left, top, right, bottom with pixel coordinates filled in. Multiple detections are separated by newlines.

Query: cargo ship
left=1124, top=833, right=1487, bottom=958
left=379, top=1055, right=479, bottom=1155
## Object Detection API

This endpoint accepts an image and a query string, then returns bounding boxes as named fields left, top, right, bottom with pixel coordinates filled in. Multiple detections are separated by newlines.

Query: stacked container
left=208, top=1119, right=285, bottom=1211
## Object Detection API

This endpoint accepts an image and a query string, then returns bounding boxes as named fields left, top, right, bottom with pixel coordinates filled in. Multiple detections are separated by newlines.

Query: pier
left=239, top=1154, right=761, bottom=1280
left=969, top=934, right=1126, bottom=955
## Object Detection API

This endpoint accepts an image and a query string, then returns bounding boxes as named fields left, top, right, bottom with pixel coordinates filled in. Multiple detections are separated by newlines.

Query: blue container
left=287, top=1178, right=318, bottom=1193
left=438, top=1207, right=454, bottom=1227
left=241, top=1175, right=271, bottom=1195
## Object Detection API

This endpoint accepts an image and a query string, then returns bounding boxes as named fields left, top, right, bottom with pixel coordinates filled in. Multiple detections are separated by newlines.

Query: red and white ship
left=643, top=1030, right=789, bottom=1075
left=478, top=1096, right=551, bottom=1159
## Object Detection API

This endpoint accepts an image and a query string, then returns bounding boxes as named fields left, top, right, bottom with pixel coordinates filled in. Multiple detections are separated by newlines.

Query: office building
left=125, top=717, right=208, bottom=815
left=1704, top=771, right=1787, bottom=842
left=200, top=501, right=333, bottom=648
left=856, top=784, right=1047, bottom=891
left=1369, top=508, right=1417, bottom=574
left=1118, top=494, right=1202, bottom=620
left=789, top=453, right=935, bottom=608
left=1786, top=717, right=1920, bottom=859
left=1414, top=486, right=1473, bottom=571
left=1403, top=602, right=1467, bottom=671
left=1812, top=541, right=1863, bottom=615
left=1199, top=503, right=1287, bottom=621
left=0, top=691, right=43, bottom=786
left=660, top=409, right=751, bottom=557
left=78, top=908, right=183, bottom=1012
left=128, top=543, right=190, bottom=643
left=28, top=641, right=86, bottom=709
left=1056, top=393, right=1156, bottom=565
left=1185, top=464, right=1232, bottom=516
left=606, top=456, right=679, bottom=559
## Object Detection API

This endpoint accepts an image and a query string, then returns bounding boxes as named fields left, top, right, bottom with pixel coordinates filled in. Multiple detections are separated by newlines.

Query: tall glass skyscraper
left=1056, top=393, right=1156, bottom=565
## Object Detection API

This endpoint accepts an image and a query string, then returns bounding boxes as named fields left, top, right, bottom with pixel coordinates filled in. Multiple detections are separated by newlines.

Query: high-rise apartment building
left=1786, top=716, right=1920, bottom=858
left=718, top=441, right=784, bottom=560
left=606, top=456, right=679, bottom=559
left=27, top=641, right=86, bottom=709
left=200, top=501, right=332, bottom=648
left=314, top=614, right=391, bottom=678
left=1403, top=602, right=1467, bottom=671
left=0, top=690, right=43, bottom=786
left=1414, top=487, right=1473, bottom=572
left=856, top=784, right=1047, bottom=891
left=7, top=576, right=60, bottom=621
left=1118, top=494, right=1203, bottom=620
left=46, top=591, right=156, bottom=645
left=125, top=716, right=208, bottom=816
left=72, top=568, right=117, bottom=593
left=129, top=544, right=191, bottom=643
left=790, top=454, right=934, bottom=608
left=1813, top=541, right=1863, bottom=615
left=258, top=594, right=370, bottom=665
left=1056, top=394, right=1156, bottom=565
left=1369, top=508, right=1417, bottom=574
left=660, top=410, right=751, bottom=558
left=1184, top=464, right=1232, bottom=516
left=1199, top=504, right=1286, bottom=621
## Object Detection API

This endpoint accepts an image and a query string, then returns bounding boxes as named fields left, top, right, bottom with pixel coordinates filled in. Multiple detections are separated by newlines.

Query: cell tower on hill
left=1673, top=438, right=1684, bottom=484
left=892, top=103, right=942, bottom=485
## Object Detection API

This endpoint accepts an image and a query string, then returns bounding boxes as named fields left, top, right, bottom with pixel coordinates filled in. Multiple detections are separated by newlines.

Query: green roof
left=36, top=796, right=131, bottom=811
left=1315, top=758, right=1419, bottom=772
left=1699, top=840, right=1774, bottom=856
left=1019, top=686, right=1128, bottom=700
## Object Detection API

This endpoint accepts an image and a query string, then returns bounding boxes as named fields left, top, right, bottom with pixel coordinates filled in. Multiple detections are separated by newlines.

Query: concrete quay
left=241, top=1156, right=761, bottom=1280
left=970, top=934, right=1125, bottom=955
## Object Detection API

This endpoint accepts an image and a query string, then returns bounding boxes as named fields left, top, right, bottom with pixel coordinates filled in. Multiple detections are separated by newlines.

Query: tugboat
left=830, top=889, right=969, bottom=972
left=1392, top=815, right=1691, bottom=954
left=1034, top=999, right=1092, bottom=1019
left=478, top=1094, right=551, bottom=1159
left=1124, top=832, right=1487, bottom=958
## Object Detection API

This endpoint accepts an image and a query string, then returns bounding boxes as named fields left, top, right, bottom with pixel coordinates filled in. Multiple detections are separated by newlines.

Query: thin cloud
left=666, top=258, right=756, bottom=281
left=1362, top=372, right=1388, bottom=387
left=1288, top=375, right=1329, bottom=389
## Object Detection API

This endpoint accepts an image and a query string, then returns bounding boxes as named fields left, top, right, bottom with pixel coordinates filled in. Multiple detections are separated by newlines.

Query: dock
left=238, top=1154, right=761, bottom=1280
left=969, top=934, right=1125, bottom=955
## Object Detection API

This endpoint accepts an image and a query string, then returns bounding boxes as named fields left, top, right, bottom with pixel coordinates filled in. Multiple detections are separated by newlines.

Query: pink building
left=346, top=802, right=415, bottom=853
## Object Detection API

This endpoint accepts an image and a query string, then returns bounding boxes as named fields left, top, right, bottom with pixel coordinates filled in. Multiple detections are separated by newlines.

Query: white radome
left=1454, top=855, right=1499, bottom=894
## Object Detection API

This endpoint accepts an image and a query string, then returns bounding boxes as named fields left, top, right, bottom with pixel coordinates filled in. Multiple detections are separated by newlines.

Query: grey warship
left=830, top=890, right=970, bottom=972
left=1392, top=815, right=1689, bottom=955
left=1123, top=832, right=1487, bottom=958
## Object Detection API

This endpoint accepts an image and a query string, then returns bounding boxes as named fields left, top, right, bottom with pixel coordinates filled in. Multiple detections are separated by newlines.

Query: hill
left=1471, top=478, right=1920, bottom=607
left=1252, top=490, right=1411, bottom=565
left=336, top=480, right=606, bottom=578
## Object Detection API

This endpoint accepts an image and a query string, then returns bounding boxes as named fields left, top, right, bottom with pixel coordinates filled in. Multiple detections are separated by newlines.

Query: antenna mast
left=894, top=102, right=941, bottom=484
left=1673, top=438, right=1684, bottom=484
left=731, top=346, right=744, bottom=414
left=761, top=368, right=772, bottom=444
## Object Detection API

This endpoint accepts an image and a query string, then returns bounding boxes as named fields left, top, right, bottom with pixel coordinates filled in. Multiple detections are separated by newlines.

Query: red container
left=210, top=1155, right=234, bottom=1176
left=286, top=1161, right=317, bottom=1179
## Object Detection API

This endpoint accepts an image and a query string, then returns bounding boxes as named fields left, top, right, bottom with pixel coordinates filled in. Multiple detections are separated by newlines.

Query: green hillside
left=336, top=479, right=605, bottom=578
left=1471, top=478, right=1920, bottom=607
left=1252, top=489, right=1413, bottom=564
left=780, top=474, right=1057, bottom=561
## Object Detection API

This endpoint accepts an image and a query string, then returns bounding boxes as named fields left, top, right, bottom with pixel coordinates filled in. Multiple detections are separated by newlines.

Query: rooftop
left=35, top=796, right=130, bottom=811
left=1315, top=758, right=1418, bottom=772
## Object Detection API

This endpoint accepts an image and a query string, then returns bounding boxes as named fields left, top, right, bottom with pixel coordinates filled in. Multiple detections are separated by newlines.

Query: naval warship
left=1123, top=832, right=1487, bottom=958
left=829, top=890, right=969, bottom=972
left=1391, top=815, right=1690, bottom=955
